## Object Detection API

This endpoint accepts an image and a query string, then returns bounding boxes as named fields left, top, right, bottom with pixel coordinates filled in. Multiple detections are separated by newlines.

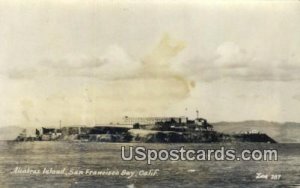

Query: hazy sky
left=0, top=0, right=300, bottom=127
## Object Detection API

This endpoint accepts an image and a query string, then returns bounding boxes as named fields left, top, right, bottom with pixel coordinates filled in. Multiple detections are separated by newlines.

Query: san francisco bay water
left=0, top=141, right=299, bottom=188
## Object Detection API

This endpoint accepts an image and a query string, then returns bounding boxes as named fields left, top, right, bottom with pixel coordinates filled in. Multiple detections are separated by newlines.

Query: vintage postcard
left=0, top=0, right=299, bottom=187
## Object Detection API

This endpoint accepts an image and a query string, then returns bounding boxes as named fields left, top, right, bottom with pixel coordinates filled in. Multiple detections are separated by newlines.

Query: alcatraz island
left=15, top=115, right=277, bottom=143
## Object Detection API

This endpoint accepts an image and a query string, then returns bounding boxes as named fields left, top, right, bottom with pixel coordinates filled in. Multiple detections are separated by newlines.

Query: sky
left=0, top=0, right=300, bottom=127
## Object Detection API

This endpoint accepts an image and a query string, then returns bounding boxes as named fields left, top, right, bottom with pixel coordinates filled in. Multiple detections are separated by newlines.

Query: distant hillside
left=0, top=126, right=36, bottom=140
left=212, top=120, right=300, bottom=143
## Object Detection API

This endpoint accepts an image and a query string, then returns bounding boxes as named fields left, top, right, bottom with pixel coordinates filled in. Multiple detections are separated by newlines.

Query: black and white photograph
left=0, top=1, right=299, bottom=187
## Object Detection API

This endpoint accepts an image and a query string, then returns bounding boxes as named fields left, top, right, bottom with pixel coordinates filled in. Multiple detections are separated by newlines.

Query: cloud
left=215, top=42, right=249, bottom=68
left=183, top=42, right=300, bottom=82
left=7, top=39, right=300, bottom=83
left=7, top=68, right=38, bottom=80
left=36, top=45, right=140, bottom=80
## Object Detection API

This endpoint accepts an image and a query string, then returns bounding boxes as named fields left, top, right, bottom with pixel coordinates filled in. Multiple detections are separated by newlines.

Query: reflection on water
left=0, top=142, right=299, bottom=188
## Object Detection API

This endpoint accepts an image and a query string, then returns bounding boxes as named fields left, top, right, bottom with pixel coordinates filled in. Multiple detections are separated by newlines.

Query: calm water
left=0, top=141, right=299, bottom=188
